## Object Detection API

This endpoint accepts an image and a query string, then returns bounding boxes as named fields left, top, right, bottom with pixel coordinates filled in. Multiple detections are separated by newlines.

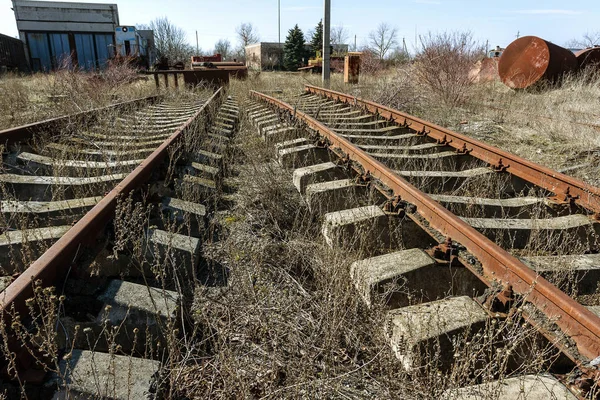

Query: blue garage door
left=74, top=33, right=96, bottom=70
left=94, top=34, right=114, bottom=69
left=27, top=32, right=51, bottom=72
left=49, top=33, right=71, bottom=69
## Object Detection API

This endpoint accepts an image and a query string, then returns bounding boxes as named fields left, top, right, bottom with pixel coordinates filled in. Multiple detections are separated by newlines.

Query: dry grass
left=0, top=62, right=155, bottom=131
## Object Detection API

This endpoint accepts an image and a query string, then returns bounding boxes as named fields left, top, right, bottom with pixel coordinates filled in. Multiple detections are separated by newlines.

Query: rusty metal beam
left=0, top=95, right=160, bottom=148
left=304, top=84, right=600, bottom=215
left=0, top=87, right=222, bottom=327
left=251, top=89, right=600, bottom=362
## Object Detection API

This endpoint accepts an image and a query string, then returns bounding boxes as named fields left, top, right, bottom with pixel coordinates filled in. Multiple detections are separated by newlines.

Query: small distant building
left=12, top=0, right=120, bottom=71
left=488, top=45, right=505, bottom=58
left=115, top=26, right=156, bottom=68
left=332, top=44, right=349, bottom=56
left=245, top=42, right=350, bottom=70
left=0, top=33, right=28, bottom=73
left=245, top=42, right=285, bottom=70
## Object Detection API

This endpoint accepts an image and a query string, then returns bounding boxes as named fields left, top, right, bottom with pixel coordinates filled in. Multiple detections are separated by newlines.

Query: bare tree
left=368, top=23, right=398, bottom=60
left=331, top=26, right=350, bottom=55
left=148, top=17, right=193, bottom=63
left=565, top=32, right=600, bottom=48
left=236, top=23, right=260, bottom=47
left=215, top=39, right=232, bottom=60
left=331, top=26, right=349, bottom=47
left=235, top=23, right=260, bottom=62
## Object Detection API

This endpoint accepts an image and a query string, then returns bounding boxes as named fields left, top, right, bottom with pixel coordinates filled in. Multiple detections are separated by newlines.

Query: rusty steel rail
left=250, top=90, right=600, bottom=366
left=304, top=84, right=600, bottom=215
left=0, top=87, right=222, bottom=331
left=0, top=95, right=160, bottom=147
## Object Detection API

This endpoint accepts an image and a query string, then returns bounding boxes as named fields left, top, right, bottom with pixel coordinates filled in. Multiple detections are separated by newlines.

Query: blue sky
left=1, top=0, right=599, bottom=52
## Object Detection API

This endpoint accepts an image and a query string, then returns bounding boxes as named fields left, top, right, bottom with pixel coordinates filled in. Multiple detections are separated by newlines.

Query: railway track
left=247, top=85, right=600, bottom=398
left=0, top=88, right=240, bottom=398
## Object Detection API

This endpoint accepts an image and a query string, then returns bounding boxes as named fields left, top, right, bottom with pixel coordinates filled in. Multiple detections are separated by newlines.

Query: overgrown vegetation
left=3, top=30, right=600, bottom=397
left=0, top=61, right=154, bottom=130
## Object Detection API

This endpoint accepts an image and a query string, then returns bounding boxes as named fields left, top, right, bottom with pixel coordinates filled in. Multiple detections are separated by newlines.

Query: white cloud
left=515, top=9, right=582, bottom=15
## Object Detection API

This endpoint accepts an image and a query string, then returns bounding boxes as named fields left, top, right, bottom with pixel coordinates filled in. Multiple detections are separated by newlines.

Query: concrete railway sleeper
left=0, top=89, right=241, bottom=399
left=248, top=89, right=600, bottom=399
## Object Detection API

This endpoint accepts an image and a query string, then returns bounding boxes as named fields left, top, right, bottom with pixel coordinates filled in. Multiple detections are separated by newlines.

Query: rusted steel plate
left=498, top=36, right=578, bottom=89
left=0, top=88, right=222, bottom=320
left=251, top=89, right=600, bottom=361
left=0, top=95, right=160, bottom=147
left=305, top=84, right=600, bottom=215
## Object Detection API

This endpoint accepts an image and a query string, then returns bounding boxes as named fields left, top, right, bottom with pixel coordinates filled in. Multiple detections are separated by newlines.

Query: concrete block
left=442, top=374, right=577, bottom=399
left=98, top=279, right=178, bottom=323
left=264, top=127, right=297, bottom=145
left=321, top=205, right=390, bottom=255
left=161, top=197, right=207, bottom=237
left=350, top=249, right=485, bottom=308
left=0, top=226, right=71, bottom=274
left=0, top=173, right=127, bottom=201
left=178, top=175, right=217, bottom=199
left=1, top=197, right=101, bottom=229
left=306, top=179, right=366, bottom=214
left=59, top=280, right=179, bottom=353
left=464, top=214, right=597, bottom=250
left=274, top=138, right=310, bottom=152
left=524, top=254, right=600, bottom=295
left=385, top=296, right=488, bottom=371
left=430, top=194, right=546, bottom=219
left=395, top=168, right=492, bottom=193
left=278, top=144, right=329, bottom=169
left=293, top=162, right=348, bottom=195
left=51, top=350, right=160, bottom=400
left=189, top=162, right=220, bottom=180
left=145, top=228, right=202, bottom=286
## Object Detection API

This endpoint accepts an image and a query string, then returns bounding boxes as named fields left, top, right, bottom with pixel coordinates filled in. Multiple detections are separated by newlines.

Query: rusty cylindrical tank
left=498, top=36, right=578, bottom=89
left=575, top=47, right=600, bottom=69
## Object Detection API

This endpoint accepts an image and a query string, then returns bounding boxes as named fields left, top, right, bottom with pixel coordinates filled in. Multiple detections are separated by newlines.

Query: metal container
left=0, top=33, right=28, bottom=72
left=575, top=47, right=600, bottom=69
left=498, top=36, right=578, bottom=89
left=344, top=52, right=361, bottom=84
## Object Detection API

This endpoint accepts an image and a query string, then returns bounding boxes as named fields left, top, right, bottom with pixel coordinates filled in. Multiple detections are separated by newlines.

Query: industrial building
left=245, top=42, right=285, bottom=70
left=12, top=0, right=119, bottom=71
left=245, top=42, right=349, bottom=70
left=115, top=26, right=156, bottom=68
left=11, top=0, right=155, bottom=72
left=0, top=33, right=28, bottom=73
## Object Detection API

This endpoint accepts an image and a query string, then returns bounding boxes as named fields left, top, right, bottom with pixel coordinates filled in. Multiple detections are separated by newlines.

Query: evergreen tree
left=311, top=20, right=323, bottom=56
left=283, top=25, right=306, bottom=71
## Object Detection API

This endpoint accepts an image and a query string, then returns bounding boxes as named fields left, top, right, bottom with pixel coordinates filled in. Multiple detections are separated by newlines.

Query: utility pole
left=322, top=0, right=331, bottom=87
left=516, top=31, right=520, bottom=39
left=196, top=31, right=199, bottom=54
left=354, top=34, right=357, bottom=51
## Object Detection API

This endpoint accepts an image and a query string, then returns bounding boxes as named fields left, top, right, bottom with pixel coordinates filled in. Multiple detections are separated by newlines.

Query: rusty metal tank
left=575, top=47, right=600, bottom=69
left=498, top=36, right=578, bottom=89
